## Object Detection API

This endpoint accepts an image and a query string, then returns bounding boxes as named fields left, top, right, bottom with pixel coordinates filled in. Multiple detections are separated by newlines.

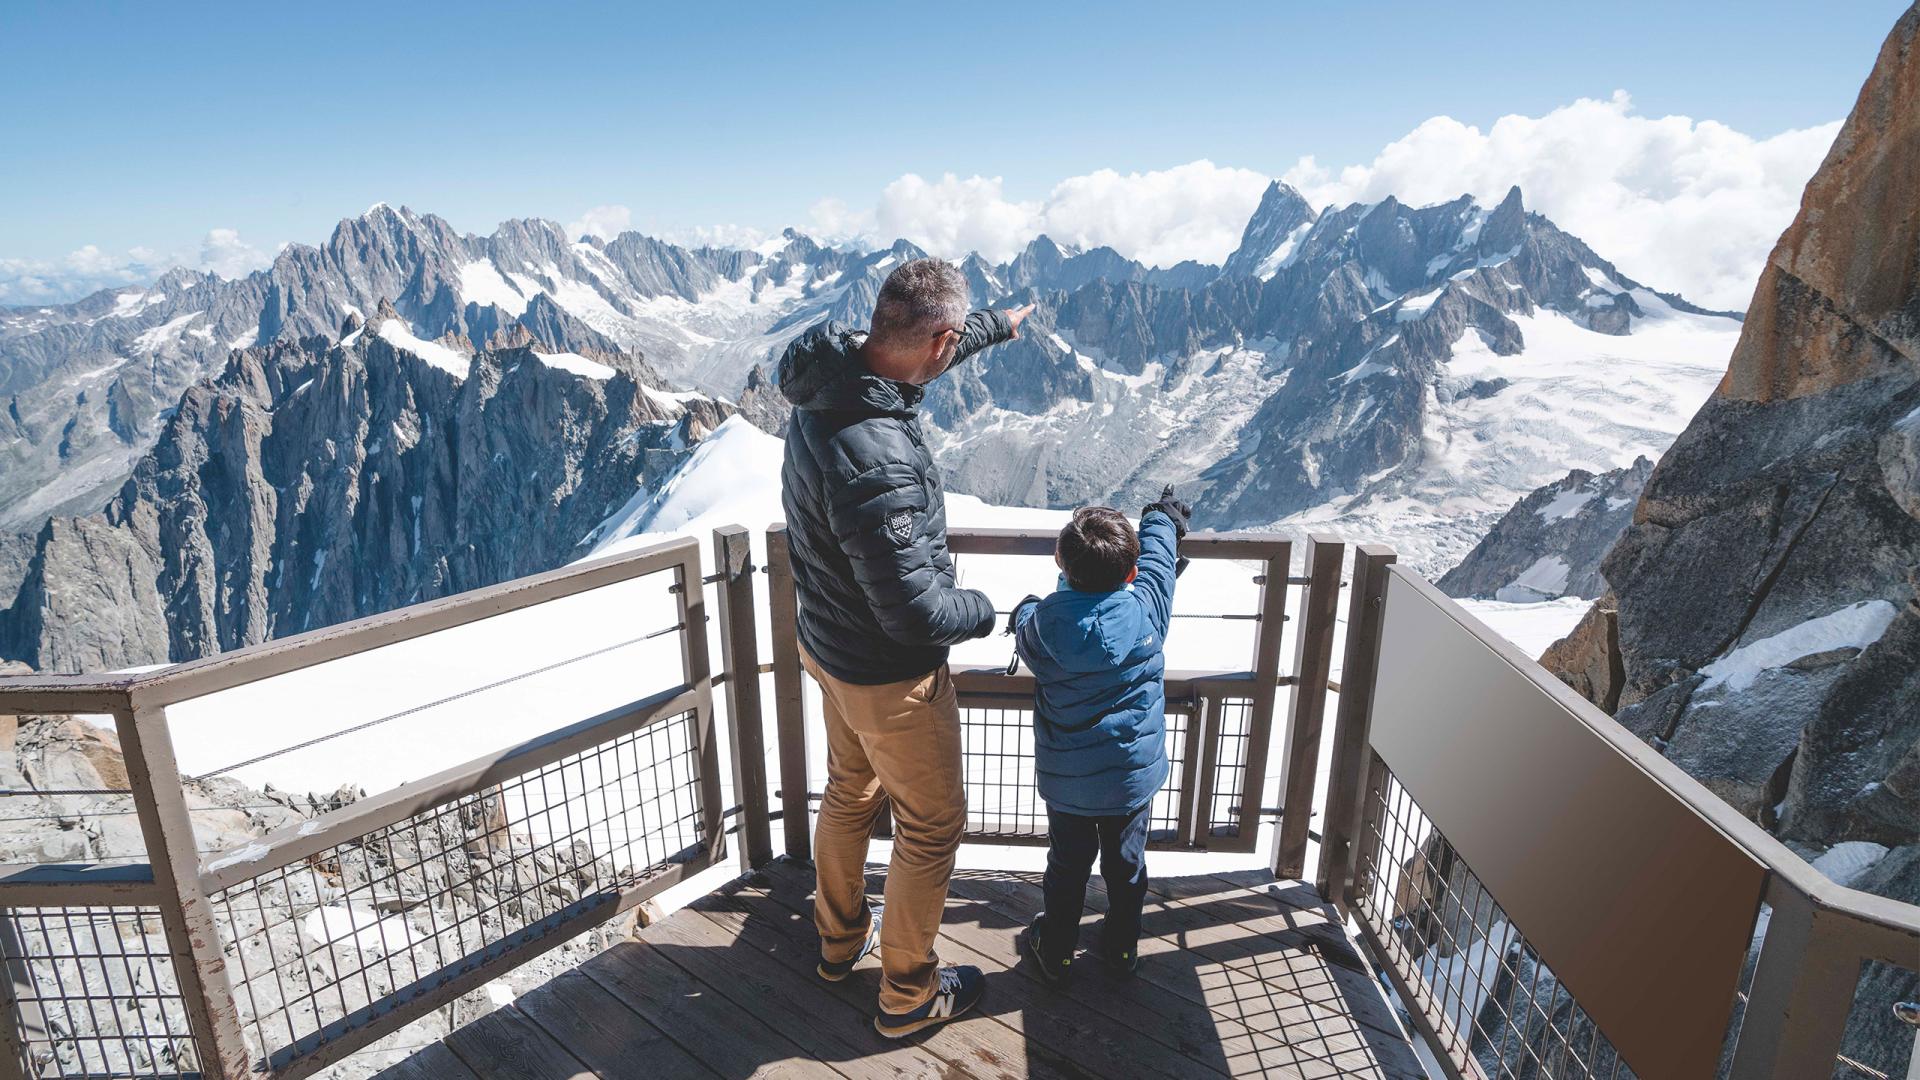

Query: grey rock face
left=1542, top=11, right=1920, bottom=1073
left=1437, top=457, right=1653, bottom=601
left=0, top=325, right=731, bottom=671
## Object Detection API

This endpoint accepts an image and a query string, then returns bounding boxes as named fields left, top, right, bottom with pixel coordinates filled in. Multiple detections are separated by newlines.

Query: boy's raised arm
left=1136, top=485, right=1189, bottom=634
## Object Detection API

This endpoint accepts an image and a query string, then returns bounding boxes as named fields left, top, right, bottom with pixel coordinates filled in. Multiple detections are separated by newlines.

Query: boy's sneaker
left=817, top=910, right=881, bottom=981
left=874, top=965, right=984, bottom=1038
left=1104, top=943, right=1140, bottom=977
left=1023, top=914, right=1073, bottom=988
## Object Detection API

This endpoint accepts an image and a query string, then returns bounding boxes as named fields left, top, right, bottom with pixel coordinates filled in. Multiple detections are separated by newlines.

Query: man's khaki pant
left=802, top=648, right=965, bottom=1014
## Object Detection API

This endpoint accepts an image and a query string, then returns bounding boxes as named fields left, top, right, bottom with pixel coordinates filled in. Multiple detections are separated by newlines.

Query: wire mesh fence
left=1354, top=763, right=1634, bottom=1080
left=0, top=905, right=200, bottom=1078
left=204, top=710, right=707, bottom=1074
left=957, top=701, right=1199, bottom=847
left=1202, top=697, right=1253, bottom=840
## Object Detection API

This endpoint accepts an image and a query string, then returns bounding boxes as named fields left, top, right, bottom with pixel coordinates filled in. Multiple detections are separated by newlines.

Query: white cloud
left=820, top=96, right=1832, bottom=308
left=0, top=229, right=275, bottom=304
left=659, top=222, right=772, bottom=250
left=1280, top=92, right=1838, bottom=310
left=847, top=162, right=1270, bottom=267
left=567, top=204, right=632, bottom=241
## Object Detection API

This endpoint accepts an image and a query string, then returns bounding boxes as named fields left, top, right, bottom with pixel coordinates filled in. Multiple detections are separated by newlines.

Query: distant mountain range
left=1, top=184, right=1746, bottom=667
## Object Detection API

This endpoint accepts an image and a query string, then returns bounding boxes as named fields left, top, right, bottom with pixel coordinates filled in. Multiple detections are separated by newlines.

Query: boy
left=1008, top=486, right=1190, bottom=985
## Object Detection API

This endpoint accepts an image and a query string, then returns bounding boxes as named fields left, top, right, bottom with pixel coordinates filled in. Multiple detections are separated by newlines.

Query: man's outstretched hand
left=1143, top=484, right=1193, bottom=539
left=1005, top=304, right=1035, bottom=339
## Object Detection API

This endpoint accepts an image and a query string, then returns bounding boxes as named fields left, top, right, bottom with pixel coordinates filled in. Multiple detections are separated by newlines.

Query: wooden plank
left=1274, top=536, right=1343, bottom=878
left=946, top=865, right=1421, bottom=1079
left=715, top=526, right=773, bottom=870
left=370, top=1041, right=485, bottom=1080
left=752, top=860, right=1234, bottom=1080
left=638, top=893, right=954, bottom=1079
left=515, top=969, right=719, bottom=1079
left=1235, top=545, right=1292, bottom=852
left=1316, top=545, right=1396, bottom=910
left=581, top=940, right=838, bottom=1080
left=686, top=884, right=1083, bottom=1080
left=442, top=1004, right=596, bottom=1080
left=764, top=525, right=812, bottom=862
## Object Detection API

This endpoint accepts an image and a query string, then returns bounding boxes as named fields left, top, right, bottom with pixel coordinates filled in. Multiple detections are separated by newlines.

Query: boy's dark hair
left=1057, top=506, right=1140, bottom=591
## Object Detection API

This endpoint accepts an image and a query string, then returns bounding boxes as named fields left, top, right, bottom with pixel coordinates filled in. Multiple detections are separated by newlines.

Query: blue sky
left=0, top=0, right=1910, bottom=304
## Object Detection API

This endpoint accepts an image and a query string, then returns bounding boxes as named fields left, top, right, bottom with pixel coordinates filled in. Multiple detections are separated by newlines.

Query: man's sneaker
left=874, top=965, right=985, bottom=1038
left=1023, top=914, right=1072, bottom=988
left=1104, top=943, right=1140, bottom=977
left=817, top=910, right=881, bottom=981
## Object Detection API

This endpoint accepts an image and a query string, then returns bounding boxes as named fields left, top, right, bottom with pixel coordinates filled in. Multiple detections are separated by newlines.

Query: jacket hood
left=1025, top=583, right=1159, bottom=675
left=775, top=321, right=921, bottom=415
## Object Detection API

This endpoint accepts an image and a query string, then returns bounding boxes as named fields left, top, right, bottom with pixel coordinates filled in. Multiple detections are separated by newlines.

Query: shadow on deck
left=375, top=858, right=1422, bottom=1080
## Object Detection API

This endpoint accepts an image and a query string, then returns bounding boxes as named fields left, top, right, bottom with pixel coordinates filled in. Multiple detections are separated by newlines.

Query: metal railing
left=1317, top=548, right=1920, bottom=1080
left=0, top=522, right=1913, bottom=1079
left=0, top=534, right=743, bottom=1079
left=762, top=525, right=1331, bottom=857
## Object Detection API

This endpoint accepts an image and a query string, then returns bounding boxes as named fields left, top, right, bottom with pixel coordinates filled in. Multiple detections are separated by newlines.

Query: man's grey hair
left=869, top=258, right=968, bottom=349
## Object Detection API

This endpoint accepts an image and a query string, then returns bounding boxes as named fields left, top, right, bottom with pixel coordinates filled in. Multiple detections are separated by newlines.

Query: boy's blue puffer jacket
left=1012, top=511, right=1178, bottom=818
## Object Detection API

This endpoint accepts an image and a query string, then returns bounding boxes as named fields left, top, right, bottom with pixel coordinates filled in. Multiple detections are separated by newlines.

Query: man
left=776, top=257, right=1032, bottom=1036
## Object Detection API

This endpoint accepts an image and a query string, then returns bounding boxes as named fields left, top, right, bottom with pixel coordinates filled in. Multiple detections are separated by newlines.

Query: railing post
left=1728, top=882, right=1862, bottom=1079
left=116, top=698, right=254, bottom=1079
left=713, top=526, right=773, bottom=872
left=1272, top=534, right=1343, bottom=880
left=673, top=545, right=728, bottom=867
left=1235, top=545, right=1293, bottom=852
left=765, top=525, right=812, bottom=863
left=1316, top=546, right=1395, bottom=911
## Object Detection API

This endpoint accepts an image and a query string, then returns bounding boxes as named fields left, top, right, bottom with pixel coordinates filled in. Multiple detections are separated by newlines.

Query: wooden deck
left=375, top=857, right=1424, bottom=1080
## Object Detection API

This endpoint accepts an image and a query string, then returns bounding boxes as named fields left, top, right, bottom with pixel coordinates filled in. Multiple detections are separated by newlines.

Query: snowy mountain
left=911, top=184, right=1740, bottom=572
left=0, top=209, right=917, bottom=532
left=1437, top=457, right=1652, bottom=602
left=0, top=307, right=728, bottom=671
left=5, top=185, right=1740, bottom=596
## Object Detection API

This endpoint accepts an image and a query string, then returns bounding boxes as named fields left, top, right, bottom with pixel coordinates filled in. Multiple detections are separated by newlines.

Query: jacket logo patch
left=885, top=508, right=914, bottom=543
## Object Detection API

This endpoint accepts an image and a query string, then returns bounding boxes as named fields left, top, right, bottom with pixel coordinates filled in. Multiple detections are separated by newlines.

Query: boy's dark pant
left=1039, top=803, right=1149, bottom=963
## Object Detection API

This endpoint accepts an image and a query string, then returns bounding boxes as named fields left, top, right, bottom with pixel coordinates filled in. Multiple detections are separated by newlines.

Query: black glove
left=1142, top=484, right=1192, bottom=539
left=1004, top=595, right=1041, bottom=636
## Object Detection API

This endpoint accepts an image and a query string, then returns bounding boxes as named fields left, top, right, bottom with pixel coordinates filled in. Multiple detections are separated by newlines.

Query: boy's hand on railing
left=1143, top=484, right=1192, bottom=539
left=1004, top=595, right=1041, bottom=636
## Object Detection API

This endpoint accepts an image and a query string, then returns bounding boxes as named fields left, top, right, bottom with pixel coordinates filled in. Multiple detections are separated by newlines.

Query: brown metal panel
left=764, top=525, right=812, bottom=862
left=127, top=536, right=699, bottom=708
left=116, top=704, right=253, bottom=1079
left=1174, top=697, right=1205, bottom=848
left=714, top=527, right=772, bottom=871
left=198, top=686, right=699, bottom=893
left=1369, top=568, right=1767, bottom=1080
left=1273, top=536, right=1340, bottom=879
left=1315, top=545, right=1396, bottom=909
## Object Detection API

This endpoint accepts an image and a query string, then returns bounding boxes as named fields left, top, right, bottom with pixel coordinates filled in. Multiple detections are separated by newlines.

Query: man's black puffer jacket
left=778, top=310, right=1014, bottom=684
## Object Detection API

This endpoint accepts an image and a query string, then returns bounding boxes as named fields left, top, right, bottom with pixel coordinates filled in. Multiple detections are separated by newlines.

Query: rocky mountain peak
left=1221, top=181, right=1317, bottom=279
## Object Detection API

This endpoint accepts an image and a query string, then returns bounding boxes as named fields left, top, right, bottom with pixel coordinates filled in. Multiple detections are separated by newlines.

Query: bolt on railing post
left=1272, top=535, right=1344, bottom=880
left=1727, top=881, right=1863, bottom=1080
left=116, top=698, right=254, bottom=1080
left=765, top=525, right=812, bottom=863
left=674, top=545, right=728, bottom=867
left=714, top=526, right=773, bottom=872
left=1316, top=545, right=1395, bottom=911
